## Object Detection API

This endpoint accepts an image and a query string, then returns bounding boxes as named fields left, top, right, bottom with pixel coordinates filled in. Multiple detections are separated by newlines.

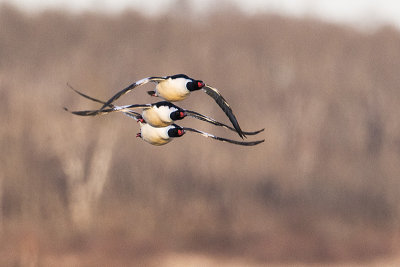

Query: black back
left=153, top=101, right=180, bottom=109
left=167, top=74, right=191, bottom=80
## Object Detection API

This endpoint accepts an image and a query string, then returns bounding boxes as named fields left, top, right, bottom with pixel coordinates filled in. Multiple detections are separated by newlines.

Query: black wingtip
left=256, top=139, right=265, bottom=145
left=235, top=127, right=245, bottom=139
left=66, top=82, right=75, bottom=91
left=235, top=138, right=265, bottom=146
left=239, top=139, right=265, bottom=146
left=203, top=85, right=247, bottom=139
left=183, top=127, right=265, bottom=146
left=231, top=117, right=246, bottom=139
left=242, top=128, right=265, bottom=136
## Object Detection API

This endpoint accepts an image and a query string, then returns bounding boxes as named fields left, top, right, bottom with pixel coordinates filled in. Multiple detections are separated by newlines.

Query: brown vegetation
left=1, top=3, right=400, bottom=266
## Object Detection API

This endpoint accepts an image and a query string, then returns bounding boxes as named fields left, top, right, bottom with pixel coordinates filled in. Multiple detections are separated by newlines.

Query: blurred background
left=1, top=0, right=400, bottom=266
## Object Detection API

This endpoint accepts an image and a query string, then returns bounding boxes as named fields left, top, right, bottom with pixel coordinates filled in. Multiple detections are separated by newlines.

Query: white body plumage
left=138, top=123, right=175, bottom=146
left=142, top=105, right=178, bottom=127
left=155, top=77, right=192, bottom=101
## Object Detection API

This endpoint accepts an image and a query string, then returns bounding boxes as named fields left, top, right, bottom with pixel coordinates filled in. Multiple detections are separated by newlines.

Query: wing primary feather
left=99, top=77, right=165, bottom=110
left=185, top=110, right=264, bottom=135
left=64, top=106, right=146, bottom=117
left=67, top=83, right=108, bottom=106
left=183, top=127, right=264, bottom=146
left=64, top=107, right=115, bottom=116
left=66, top=83, right=142, bottom=120
left=202, top=85, right=246, bottom=139
left=113, top=103, right=152, bottom=110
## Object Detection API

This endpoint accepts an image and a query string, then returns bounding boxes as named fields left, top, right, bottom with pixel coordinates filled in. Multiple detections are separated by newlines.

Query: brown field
left=1, top=3, right=400, bottom=266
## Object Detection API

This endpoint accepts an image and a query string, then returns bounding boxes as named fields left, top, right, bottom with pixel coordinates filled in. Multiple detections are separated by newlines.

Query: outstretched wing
left=183, top=127, right=264, bottom=146
left=64, top=107, right=116, bottom=116
left=202, top=85, right=245, bottom=139
left=63, top=104, right=149, bottom=117
left=67, top=83, right=109, bottom=106
left=185, top=109, right=264, bottom=136
left=64, top=103, right=151, bottom=117
left=66, top=84, right=142, bottom=120
left=99, top=76, right=166, bottom=110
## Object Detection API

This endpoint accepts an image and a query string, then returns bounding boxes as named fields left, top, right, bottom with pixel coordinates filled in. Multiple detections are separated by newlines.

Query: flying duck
left=97, top=74, right=247, bottom=138
left=66, top=84, right=264, bottom=135
left=65, top=85, right=264, bottom=146
left=137, top=123, right=264, bottom=146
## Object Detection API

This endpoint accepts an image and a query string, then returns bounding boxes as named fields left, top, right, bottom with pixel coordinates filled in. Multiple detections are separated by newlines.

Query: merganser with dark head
left=97, top=74, right=246, bottom=138
left=137, top=123, right=183, bottom=146
left=136, top=123, right=264, bottom=146
left=65, top=85, right=264, bottom=135
left=64, top=86, right=265, bottom=146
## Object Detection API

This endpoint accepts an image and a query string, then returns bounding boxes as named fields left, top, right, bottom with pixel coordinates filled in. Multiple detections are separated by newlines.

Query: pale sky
left=2, top=0, right=400, bottom=30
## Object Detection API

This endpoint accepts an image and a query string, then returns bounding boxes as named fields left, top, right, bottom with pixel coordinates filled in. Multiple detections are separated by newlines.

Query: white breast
left=155, top=78, right=191, bottom=101
left=139, top=123, right=174, bottom=146
left=142, top=106, right=178, bottom=127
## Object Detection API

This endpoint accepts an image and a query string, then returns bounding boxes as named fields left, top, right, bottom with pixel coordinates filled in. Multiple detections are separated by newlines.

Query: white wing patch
left=136, top=77, right=153, bottom=86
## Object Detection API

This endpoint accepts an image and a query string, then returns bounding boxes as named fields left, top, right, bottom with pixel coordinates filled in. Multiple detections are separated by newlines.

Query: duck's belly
left=140, top=124, right=172, bottom=146
left=156, top=79, right=190, bottom=101
left=142, top=108, right=171, bottom=127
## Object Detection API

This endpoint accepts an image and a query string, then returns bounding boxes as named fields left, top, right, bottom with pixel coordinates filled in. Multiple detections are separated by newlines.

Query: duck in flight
left=66, top=84, right=264, bottom=136
left=97, top=74, right=247, bottom=138
left=137, top=123, right=264, bottom=146
left=64, top=86, right=264, bottom=146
